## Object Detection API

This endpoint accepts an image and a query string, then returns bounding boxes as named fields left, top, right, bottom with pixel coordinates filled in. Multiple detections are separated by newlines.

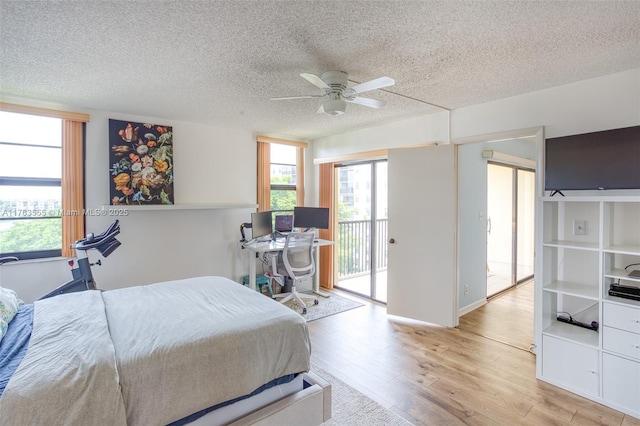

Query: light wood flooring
left=307, top=283, right=640, bottom=426
left=458, top=280, right=535, bottom=352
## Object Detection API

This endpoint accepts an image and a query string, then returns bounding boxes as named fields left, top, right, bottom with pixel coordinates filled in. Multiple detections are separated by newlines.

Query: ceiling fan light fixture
left=273, top=70, right=394, bottom=116
left=323, top=99, right=346, bottom=116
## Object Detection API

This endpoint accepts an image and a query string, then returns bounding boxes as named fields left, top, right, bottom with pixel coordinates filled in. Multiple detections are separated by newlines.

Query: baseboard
left=458, top=298, right=487, bottom=316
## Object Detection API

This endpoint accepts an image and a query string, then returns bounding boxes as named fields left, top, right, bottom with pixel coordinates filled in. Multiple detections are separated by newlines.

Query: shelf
left=603, top=245, right=640, bottom=256
left=605, top=269, right=640, bottom=283
left=543, top=321, right=599, bottom=348
left=544, top=240, right=600, bottom=251
left=603, top=295, right=640, bottom=308
left=543, top=280, right=599, bottom=300
left=539, top=192, right=640, bottom=416
left=100, top=203, right=257, bottom=211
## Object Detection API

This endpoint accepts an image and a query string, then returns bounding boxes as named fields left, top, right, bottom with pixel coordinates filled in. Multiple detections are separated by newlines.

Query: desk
left=243, top=238, right=334, bottom=297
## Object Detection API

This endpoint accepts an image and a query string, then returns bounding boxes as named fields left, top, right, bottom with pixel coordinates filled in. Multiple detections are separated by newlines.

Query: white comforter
left=0, top=276, right=311, bottom=425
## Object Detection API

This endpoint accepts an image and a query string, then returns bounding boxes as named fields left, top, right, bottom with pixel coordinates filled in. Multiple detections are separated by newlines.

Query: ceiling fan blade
left=271, top=95, right=326, bottom=101
left=345, top=76, right=395, bottom=95
left=300, top=73, right=330, bottom=90
left=344, top=96, right=386, bottom=108
left=316, top=104, right=325, bottom=114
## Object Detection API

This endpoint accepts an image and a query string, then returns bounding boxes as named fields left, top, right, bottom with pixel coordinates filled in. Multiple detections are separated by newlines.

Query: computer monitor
left=275, top=214, right=294, bottom=232
left=293, top=207, right=329, bottom=230
left=251, top=211, right=273, bottom=240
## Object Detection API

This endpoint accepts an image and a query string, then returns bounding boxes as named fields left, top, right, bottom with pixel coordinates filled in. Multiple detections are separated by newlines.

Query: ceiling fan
left=271, top=71, right=395, bottom=116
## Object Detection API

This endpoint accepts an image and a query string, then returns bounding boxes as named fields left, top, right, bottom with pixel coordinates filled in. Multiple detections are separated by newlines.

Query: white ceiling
left=1, top=1, right=639, bottom=140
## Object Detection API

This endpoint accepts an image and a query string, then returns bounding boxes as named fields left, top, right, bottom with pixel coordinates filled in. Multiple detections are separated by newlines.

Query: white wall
left=451, top=68, right=640, bottom=140
left=1, top=105, right=259, bottom=303
left=313, top=111, right=450, bottom=158
left=312, top=111, right=450, bottom=204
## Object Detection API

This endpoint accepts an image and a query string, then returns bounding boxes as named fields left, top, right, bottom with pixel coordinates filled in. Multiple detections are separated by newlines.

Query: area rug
left=282, top=292, right=364, bottom=321
left=312, top=364, right=412, bottom=426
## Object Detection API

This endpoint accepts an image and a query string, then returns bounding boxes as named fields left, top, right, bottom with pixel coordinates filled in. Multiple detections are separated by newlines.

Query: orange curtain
left=318, top=162, right=335, bottom=289
left=61, top=120, right=85, bottom=257
left=257, top=141, right=270, bottom=211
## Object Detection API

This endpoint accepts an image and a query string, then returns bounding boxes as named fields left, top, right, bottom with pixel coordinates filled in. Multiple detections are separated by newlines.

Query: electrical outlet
left=573, top=219, right=587, bottom=236
left=464, top=285, right=469, bottom=295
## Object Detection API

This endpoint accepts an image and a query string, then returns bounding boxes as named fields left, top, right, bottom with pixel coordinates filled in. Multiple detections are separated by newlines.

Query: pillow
left=0, top=286, right=22, bottom=343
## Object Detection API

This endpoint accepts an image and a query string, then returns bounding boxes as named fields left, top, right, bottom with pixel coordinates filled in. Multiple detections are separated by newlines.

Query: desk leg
left=313, top=247, right=331, bottom=298
left=249, top=251, right=257, bottom=291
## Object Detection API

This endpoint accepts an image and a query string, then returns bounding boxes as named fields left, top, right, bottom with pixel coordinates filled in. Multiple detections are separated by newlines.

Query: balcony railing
left=337, top=219, right=387, bottom=279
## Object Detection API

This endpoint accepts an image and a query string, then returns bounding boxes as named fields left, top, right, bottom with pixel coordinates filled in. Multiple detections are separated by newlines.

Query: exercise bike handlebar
left=73, top=220, right=121, bottom=257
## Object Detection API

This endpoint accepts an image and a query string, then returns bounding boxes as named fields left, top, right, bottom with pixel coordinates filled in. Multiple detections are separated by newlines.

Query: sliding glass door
left=335, top=160, right=388, bottom=302
left=487, top=163, right=535, bottom=297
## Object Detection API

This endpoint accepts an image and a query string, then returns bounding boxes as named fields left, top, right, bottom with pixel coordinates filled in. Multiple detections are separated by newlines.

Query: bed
left=0, top=276, right=331, bottom=425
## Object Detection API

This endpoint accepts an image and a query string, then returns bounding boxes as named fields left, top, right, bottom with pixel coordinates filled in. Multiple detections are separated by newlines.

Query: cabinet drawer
left=603, top=326, right=640, bottom=361
left=542, top=335, right=599, bottom=396
left=603, top=303, right=640, bottom=334
left=603, top=353, right=640, bottom=415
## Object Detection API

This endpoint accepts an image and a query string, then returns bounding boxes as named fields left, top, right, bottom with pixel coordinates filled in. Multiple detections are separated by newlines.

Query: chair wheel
left=302, top=308, right=307, bottom=314
left=314, top=299, right=319, bottom=305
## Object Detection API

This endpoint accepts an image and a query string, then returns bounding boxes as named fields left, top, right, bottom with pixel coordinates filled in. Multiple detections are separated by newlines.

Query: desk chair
left=266, top=232, right=318, bottom=314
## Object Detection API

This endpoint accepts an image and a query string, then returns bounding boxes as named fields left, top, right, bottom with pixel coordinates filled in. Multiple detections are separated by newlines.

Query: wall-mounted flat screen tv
left=545, top=126, right=640, bottom=191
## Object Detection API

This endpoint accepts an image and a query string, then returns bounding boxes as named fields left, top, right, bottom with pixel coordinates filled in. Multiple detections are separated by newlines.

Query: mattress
left=0, top=276, right=312, bottom=425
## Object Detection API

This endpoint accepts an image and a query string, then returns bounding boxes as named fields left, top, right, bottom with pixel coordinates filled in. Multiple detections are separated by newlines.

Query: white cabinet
left=537, top=196, right=640, bottom=419
left=603, top=302, right=640, bottom=335
left=602, top=353, right=640, bottom=414
left=542, top=335, right=599, bottom=396
left=603, top=326, right=640, bottom=360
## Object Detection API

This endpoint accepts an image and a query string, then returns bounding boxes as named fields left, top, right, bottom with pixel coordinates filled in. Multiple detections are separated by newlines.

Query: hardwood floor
left=458, top=280, right=535, bottom=352
left=307, top=285, right=640, bottom=426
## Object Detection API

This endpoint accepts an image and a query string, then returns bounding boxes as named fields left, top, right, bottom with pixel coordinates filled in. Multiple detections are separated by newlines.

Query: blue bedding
left=0, top=304, right=34, bottom=397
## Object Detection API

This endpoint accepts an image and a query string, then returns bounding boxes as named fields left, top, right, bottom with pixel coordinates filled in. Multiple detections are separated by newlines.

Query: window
left=0, top=105, right=88, bottom=260
left=256, top=136, right=306, bottom=213
left=270, top=143, right=297, bottom=212
left=0, top=112, right=63, bottom=258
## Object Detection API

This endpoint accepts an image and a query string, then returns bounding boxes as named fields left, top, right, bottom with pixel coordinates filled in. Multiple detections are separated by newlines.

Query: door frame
left=452, top=126, right=544, bottom=350
left=334, top=159, right=388, bottom=302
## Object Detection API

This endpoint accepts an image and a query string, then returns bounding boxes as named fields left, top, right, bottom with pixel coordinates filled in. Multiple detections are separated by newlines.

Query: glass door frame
left=334, top=158, right=387, bottom=303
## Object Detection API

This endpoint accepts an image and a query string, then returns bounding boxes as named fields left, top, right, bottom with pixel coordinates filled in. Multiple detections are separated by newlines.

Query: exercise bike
left=38, top=220, right=122, bottom=299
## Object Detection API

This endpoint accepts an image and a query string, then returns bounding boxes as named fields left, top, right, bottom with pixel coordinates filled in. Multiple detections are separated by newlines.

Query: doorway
left=486, top=163, right=535, bottom=297
left=335, top=160, right=388, bottom=303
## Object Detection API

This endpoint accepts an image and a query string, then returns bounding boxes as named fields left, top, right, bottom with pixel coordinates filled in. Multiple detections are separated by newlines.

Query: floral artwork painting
left=109, top=119, right=174, bottom=205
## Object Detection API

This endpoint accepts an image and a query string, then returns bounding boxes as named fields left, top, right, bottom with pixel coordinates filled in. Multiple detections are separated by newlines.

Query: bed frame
left=188, top=371, right=331, bottom=426
left=230, top=372, right=331, bottom=426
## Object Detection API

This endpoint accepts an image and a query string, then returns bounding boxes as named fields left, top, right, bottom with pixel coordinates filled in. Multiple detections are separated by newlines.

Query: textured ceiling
left=1, top=1, right=639, bottom=140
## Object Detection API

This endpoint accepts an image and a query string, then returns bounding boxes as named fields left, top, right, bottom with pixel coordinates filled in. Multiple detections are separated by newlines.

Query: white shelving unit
left=537, top=195, right=640, bottom=418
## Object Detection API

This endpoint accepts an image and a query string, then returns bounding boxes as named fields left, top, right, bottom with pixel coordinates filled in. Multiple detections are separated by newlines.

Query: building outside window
left=0, top=112, right=63, bottom=259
